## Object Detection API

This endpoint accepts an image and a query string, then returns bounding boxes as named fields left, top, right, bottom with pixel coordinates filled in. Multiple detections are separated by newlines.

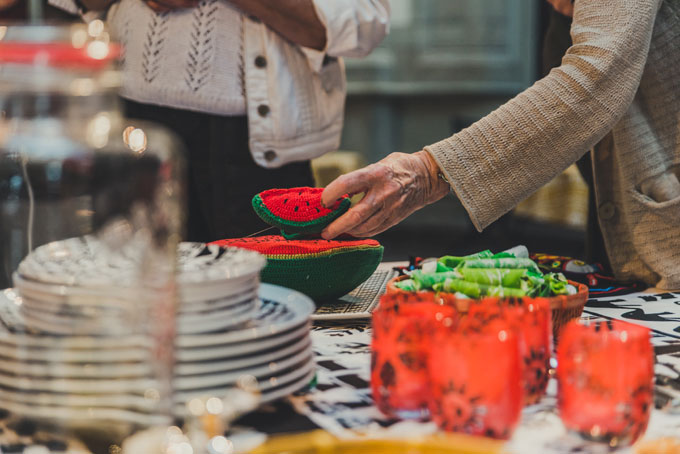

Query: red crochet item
left=252, top=187, right=350, bottom=236
left=212, top=235, right=384, bottom=301
left=213, top=236, right=381, bottom=257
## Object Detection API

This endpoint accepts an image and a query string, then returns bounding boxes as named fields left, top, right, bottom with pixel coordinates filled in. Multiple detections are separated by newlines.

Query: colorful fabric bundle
left=252, top=187, right=350, bottom=238
left=212, top=236, right=384, bottom=302
left=394, top=246, right=574, bottom=299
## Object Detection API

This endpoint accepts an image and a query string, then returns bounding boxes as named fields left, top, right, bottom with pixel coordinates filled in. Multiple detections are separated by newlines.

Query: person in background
left=321, top=0, right=680, bottom=290
left=0, top=0, right=74, bottom=19
left=49, top=0, right=390, bottom=241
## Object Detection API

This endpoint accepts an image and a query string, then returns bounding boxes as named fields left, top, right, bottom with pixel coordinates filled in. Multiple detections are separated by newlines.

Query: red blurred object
left=428, top=318, right=523, bottom=439
left=0, top=42, right=121, bottom=69
left=557, top=320, right=654, bottom=447
left=468, top=298, right=553, bottom=405
left=371, top=293, right=457, bottom=419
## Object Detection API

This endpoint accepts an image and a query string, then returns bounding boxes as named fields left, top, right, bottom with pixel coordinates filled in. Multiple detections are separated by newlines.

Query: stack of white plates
left=14, top=238, right=267, bottom=335
left=0, top=237, right=316, bottom=429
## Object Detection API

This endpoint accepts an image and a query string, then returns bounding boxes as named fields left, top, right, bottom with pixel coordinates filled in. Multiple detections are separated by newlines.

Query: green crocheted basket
left=212, top=235, right=384, bottom=302
left=252, top=187, right=350, bottom=237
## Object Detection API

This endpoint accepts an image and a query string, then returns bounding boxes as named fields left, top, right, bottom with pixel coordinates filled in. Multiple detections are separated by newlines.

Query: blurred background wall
left=3, top=0, right=590, bottom=260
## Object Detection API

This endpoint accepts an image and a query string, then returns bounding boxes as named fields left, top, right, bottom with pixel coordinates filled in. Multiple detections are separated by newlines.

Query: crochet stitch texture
left=213, top=236, right=383, bottom=302
left=252, top=187, right=350, bottom=236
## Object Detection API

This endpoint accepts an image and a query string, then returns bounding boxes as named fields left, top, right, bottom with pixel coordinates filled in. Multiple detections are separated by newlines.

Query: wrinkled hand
left=142, top=0, right=200, bottom=13
left=546, top=0, right=573, bottom=17
left=321, top=151, right=450, bottom=239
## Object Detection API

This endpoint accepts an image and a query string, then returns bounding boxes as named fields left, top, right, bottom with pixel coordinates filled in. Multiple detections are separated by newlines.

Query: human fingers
left=343, top=185, right=403, bottom=237
left=321, top=191, right=383, bottom=239
left=321, top=171, right=369, bottom=209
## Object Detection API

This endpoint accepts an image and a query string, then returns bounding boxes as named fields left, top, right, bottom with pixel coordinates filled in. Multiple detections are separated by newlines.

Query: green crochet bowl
left=212, top=235, right=384, bottom=303
left=252, top=187, right=350, bottom=237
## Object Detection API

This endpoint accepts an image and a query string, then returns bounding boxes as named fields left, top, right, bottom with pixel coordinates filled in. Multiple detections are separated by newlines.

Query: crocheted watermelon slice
left=252, top=187, right=351, bottom=236
left=212, top=235, right=384, bottom=302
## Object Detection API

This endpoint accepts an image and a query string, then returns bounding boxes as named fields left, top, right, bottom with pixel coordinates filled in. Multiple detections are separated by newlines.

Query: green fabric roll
left=433, top=278, right=527, bottom=298
left=462, top=257, right=540, bottom=273
left=438, top=250, right=493, bottom=269
left=458, top=268, right=542, bottom=290
left=542, top=272, right=570, bottom=296
left=411, top=270, right=461, bottom=290
left=394, top=278, right=417, bottom=292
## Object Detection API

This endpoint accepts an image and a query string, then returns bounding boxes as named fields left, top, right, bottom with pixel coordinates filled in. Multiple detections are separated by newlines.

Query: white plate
left=0, top=360, right=315, bottom=415
left=175, top=346, right=313, bottom=391
left=0, top=335, right=311, bottom=380
left=0, top=284, right=311, bottom=351
left=0, top=399, right=168, bottom=427
left=0, top=356, right=151, bottom=379
left=0, top=385, right=157, bottom=412
left=176, top=323, right=309, bottom=362
left=15, top=271, right=260, bottom=311
left=19, top=297, right=258, bottom=336
left=17, top=238, right=265, bottom=290
left=175, top=242, right=265, bottom=287
left=177, top=284, right=315, bottom=348
left=175, top=356, right=316, bottom=404
left=0, top=348, right=312, bottom=396
left=0, top=360, right=315, bottom=422
left=17, top=286, right=259, bottom=324
left=176, top=335, right=311, bottom=376
left=178, top=286, right=258, bottom=313
left=0, top=371, right=158, bottom=394
left=257, top=364, right=315, bottom=404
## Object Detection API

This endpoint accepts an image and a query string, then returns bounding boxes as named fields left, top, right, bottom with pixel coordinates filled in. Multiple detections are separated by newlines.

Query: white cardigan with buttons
left=50, top=0, right=390, bottom=168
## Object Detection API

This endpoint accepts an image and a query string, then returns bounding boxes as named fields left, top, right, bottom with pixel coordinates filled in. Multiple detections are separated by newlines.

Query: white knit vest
left=107, top=0, right=246, bottom=116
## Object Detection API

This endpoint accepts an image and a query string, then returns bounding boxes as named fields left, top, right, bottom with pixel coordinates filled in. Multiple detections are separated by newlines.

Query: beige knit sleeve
left=425, top=0, right=661, bottom=231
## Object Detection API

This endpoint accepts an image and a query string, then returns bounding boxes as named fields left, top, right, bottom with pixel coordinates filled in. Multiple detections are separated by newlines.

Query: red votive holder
left=428, top=317, right=523, bottom=439
left=371, top=293, right=458, bottom=420
left=468, top=298, right=553, bottom=405
left=557, top=320, right=654, bottom=447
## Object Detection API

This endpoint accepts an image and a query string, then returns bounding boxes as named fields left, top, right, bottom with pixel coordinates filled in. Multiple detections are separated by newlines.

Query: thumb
left=321, top=169, right=371, bottom=208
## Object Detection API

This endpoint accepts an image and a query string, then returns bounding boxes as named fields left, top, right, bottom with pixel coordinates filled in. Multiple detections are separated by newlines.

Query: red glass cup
left=371, top=293, right=458, bottom=420
left=428, top=317, right=523, bottom=439
left=557, top=320, right=654, bottom=447
left=468, top=298, right=553, bottom=405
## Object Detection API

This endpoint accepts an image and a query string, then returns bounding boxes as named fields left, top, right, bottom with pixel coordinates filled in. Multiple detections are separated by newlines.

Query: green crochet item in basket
left=212, top=235, right=384, bottom=302
left=252, top=187, right=351, bottom=237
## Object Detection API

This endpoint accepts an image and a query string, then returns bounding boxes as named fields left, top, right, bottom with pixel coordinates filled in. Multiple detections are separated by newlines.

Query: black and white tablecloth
left=2, top=264, right=680, bottom=453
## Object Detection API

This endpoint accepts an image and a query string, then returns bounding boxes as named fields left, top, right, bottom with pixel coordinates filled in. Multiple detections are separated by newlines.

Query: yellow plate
left=248, top=430, right=504, bottom=454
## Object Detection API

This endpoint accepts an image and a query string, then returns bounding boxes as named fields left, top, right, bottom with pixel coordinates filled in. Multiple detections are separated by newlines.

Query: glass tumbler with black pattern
left=427, top=317, right=523, bottom=439
left=370, top=292, right=458, bottom=420
left=557, top=320, right=654, bottom=447
left=468, top=298, right=553, bottom=405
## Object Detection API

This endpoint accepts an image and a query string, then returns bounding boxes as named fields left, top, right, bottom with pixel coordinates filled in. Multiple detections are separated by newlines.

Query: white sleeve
left=300, top=0, right=390, bottom=72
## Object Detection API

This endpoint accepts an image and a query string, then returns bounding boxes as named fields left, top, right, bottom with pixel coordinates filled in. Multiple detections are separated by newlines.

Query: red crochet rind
left=212, top=235, right=381, bottom=257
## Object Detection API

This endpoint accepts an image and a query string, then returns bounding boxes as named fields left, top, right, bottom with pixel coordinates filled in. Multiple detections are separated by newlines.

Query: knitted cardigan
left=426, top=0, right=680, bottom=289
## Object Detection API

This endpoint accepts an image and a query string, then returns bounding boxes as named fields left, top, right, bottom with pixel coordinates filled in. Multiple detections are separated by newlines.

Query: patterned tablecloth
left=2, top=261, right=680, bottom=453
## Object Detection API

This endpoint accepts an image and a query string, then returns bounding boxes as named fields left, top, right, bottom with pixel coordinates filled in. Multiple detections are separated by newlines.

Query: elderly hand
left=546, top=0, right=573, bottom=17
left=142, top=0, right=200, bottom=13
left=320, top=151, right=451, bottom=239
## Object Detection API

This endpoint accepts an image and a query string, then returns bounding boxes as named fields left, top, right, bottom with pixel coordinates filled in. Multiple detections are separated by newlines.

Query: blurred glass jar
left=0, top=23, right=185, bottom=450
